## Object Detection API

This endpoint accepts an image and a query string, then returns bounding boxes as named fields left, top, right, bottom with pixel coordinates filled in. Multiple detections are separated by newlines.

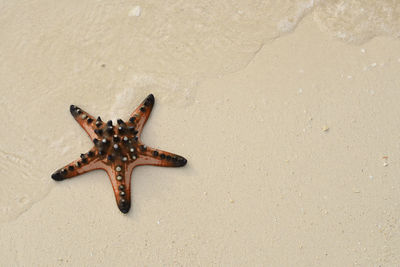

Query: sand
left=1, top=1, right=400, bottom=266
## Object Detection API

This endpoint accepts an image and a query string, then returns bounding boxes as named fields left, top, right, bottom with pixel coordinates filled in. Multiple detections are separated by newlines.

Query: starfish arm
left=104, top=163, right=134, bottom=214
left=51, top=150, right=103, bottom=181
left=69, top=105, right=99, bottom=140
left=136, top=146, right=187, bottom=167
left=128, top=94, right=155, bottom=136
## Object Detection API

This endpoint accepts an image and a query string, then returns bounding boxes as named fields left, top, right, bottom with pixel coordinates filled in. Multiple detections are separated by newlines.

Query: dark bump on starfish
left=160, top=154, right=166, bottom=159
left=69, top=105, right=78, bottom=116
left=153, top=151, right=159, bottom=156
left=118, top=201, right=130, bottom=214
left=61, top=169, right=67, bottom=175
left=99, top=150, right=105, bottom=156
left=107, top=155, right=113, bottom=161
left=80, top=154, right=88, bottom=163
left=140, top=107, right=146, bottom=112
left=144, top=95, right=154, bottom=106
left=107, top=120, right=113, bottom=126
left=93, top=138, right=99, bottom=145
left=166, top=155, right=171, bottom=161
left=129, top=117, right=136, bottom=123
left=87, top=118, right=93, bottom=123
left=68, top=166, right=74, bottom=171
left=117, top=119, right=124, bottom=125
left=140, top=145, right=147, bottom=151
left=113, top=135, right=120, bottom=142
left=106, top=126, right=114, bottom=134
left=87, top=151, right=94, bottom=157
left=128, top=127, right=138, bottom=135
left=172, top=156, right=177, bottom=162
left=133, top=136, right=138, bottom=142
left=71, top=105, right=82, bottom=114
left=94, top=129, right=103, bottom=136
left=146, top=94, right=155, bottom=104
left=119, top=191, right=125, bottom=196
left=51, top=171, right=65, bottom=181
left=101, top=138, right=109, bottom=145
left=178, top=157, right=187, bottom=166
left=95, top=117, right=102, bottom=127
left=119, top=185, right=125, bottom=190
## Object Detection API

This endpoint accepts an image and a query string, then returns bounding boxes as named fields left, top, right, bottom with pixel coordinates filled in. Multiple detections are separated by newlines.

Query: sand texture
left=1, top=1, right=400, bottom=266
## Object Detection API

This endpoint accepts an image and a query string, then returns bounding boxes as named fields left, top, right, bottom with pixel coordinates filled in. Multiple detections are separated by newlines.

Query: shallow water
left=314, top=0, right=400, bottom=43
left=0, top=0, right=399, bottom=222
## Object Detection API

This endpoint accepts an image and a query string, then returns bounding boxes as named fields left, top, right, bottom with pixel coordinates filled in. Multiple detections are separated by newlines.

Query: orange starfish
left=51, top=94, right=187, bottom=213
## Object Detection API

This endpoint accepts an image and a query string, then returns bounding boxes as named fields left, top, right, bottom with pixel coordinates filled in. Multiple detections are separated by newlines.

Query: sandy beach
left=1, top=1, right=400, bottom=266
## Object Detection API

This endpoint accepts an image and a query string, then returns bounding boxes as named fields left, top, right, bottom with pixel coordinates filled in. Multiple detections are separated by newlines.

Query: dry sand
left=1, top=1, right=400, bottom=266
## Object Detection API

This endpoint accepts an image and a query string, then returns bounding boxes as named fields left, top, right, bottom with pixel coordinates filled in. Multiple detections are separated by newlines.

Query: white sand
left=1, top=1, right=400, bottom=266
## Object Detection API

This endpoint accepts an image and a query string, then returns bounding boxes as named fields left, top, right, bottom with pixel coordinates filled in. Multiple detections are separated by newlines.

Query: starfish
left=51, top=94, right=187, bottom=213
